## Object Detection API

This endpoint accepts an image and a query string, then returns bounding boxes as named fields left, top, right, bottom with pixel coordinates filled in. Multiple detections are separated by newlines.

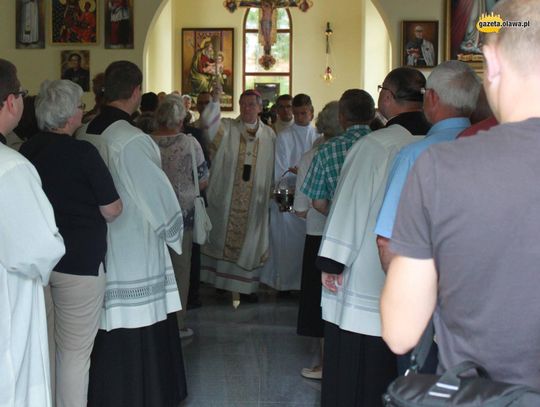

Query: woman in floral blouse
left=152, top=94, right=209, bottom=339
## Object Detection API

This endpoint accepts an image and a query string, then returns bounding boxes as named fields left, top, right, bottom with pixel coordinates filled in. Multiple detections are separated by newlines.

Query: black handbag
left=382, top=323, right=540, bottom=406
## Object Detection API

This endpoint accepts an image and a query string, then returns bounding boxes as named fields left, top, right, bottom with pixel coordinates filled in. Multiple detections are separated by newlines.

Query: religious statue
left=223, top=0, right=313, bottom=69
left=258, top=1, right=277, bottom=69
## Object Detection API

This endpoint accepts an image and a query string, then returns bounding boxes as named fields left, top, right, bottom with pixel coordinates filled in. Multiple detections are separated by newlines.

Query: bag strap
left=409, top=320, right=434, bottom=374
left=425, top=361, right=491, bottom=402
left=189, top=138, right=201, bottom=198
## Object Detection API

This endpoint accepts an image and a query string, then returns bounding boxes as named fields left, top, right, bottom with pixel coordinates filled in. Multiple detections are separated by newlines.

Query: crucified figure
left=260, top=0, right=275, bottom=54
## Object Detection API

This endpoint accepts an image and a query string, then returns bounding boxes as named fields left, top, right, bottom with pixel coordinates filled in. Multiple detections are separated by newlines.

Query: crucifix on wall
left=224, top=0, right=313, bottom=69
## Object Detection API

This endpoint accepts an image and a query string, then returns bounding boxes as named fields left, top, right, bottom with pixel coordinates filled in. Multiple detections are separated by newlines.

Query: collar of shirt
left=345, top=124, right=371, bottom=134
left=426, top=117, right=471, bottom=141
left=87, top=105, right=135, bottom=135
left=0, top=133, right=5, bottom=145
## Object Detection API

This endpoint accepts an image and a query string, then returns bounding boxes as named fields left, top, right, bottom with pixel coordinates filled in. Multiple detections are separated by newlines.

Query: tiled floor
left=181, top=286, right=322, bottom=407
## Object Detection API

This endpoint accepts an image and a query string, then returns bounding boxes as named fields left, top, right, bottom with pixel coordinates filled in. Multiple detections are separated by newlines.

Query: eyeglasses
left=377, top=85, right=396, bottom=98
left=3, top=88, right=28, bottom=102
left=14, top=89, right=28, bottom=98
left=78, top=102, right=86, bottom=110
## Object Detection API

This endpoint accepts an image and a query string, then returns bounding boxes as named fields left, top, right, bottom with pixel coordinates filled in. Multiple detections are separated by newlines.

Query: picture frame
left=51, top=0, right=98, bottom=45
left=16, top=0, right=46, bottom=49
left=255, top=82, right=280, bottom=105
left=402, top=21, right=439, bottom=68
left=182, top=28, right=234, bottom=112
left=61, top=50, right=90, bottom=92
left=104, top=0, right=134, bottom=49
left=446, top=0, right=500, bottom=69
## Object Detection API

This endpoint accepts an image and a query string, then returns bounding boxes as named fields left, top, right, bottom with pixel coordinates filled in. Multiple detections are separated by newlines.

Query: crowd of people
left=1, top=0, right=540, bottom=406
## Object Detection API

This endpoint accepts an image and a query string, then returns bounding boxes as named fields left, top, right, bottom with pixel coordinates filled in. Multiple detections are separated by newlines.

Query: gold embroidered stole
left=222, top=126, right=260, bottom=262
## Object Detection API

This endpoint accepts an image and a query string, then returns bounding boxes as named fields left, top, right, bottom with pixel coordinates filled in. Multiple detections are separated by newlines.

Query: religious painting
left=51, top=0, right=98, bottom=44
left=104, top=0, right=134, bottom=49
left=446, top=0, right=500, bottom=67
left=402, top=21, right=439, bottom=68
left=182, top=28, right=234, bottom=111
left=255, top=82, right=280, bottom=104
left=16, top=0, right=46, bottom=49
left=61, top=50, right=90, bottom=92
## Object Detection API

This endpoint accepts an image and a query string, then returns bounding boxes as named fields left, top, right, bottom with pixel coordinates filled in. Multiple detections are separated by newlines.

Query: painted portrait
left=402, top=21, right=439, bottom=67
left=51, top=0, right=97, bottom=44
left=61, top=50, right=90, bottom=92
left=105, top=0, right=134, bottom=49
left=447, top=0, right=500, bottom=63
left=16, top=0, right=45, bottom=49
left=182, top=28, right=234, bottom=111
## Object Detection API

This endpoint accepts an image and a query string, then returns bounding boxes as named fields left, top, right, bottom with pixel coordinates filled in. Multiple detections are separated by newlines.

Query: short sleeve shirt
left=300, top=124, right=371, bottom=200
left=152, top=133, right=209, bottom=230
left=390, top=118, right=540, bottom=388
left=20, top=131, right=119, bottom=276
left=374, top=117, right=470, bottom=238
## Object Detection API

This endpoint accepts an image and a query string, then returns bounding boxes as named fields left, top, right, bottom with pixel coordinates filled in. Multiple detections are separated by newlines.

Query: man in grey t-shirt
left=380, top=0, right=540, bottom=389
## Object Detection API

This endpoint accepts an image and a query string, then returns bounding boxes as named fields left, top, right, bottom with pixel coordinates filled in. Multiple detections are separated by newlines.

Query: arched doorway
left=363, top=0, right=392, bottom=100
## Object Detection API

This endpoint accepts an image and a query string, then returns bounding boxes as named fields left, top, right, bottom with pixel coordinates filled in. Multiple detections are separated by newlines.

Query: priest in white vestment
left=261, top=93, right=319, bottom=291
left=272, top=94, right=294, bottom=135
left=317, top=125, right=416, bottom=406
left=0, top=57, right=66, bottom=407
left=201, top=89, right=276, bottom=296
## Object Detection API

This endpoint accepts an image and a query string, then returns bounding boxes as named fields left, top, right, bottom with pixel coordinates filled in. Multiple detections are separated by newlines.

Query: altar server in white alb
left=317, top=116, right=417, bottom=406
left=272, top=94, right=294, bottom=134
left=80, top=61, right=187, bottom=406
left=261, top=93, right=319, bottom=291
left=201, top=87, right=275, bottom=299
left=0, top=58, right=66, bottom=407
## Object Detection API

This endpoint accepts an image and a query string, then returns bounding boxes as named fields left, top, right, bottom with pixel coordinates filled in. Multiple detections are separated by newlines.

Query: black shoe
left=187, top=299, right=202, bottom=310
left=239, top=293, right=259, bottom=303
left=277, top=290, right=292, bottom=298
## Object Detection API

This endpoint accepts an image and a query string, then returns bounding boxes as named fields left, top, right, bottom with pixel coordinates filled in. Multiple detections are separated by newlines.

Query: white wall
left=145, top=0, right=173, bottom=92
left=363, top=0, right=392, bottom=99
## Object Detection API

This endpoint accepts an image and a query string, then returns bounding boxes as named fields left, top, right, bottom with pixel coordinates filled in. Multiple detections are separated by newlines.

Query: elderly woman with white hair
left=294, top=101, right=343, bottom=380
left=19, top=79, right=122, bottom=407
left=152, top=94, right=208, bottom=339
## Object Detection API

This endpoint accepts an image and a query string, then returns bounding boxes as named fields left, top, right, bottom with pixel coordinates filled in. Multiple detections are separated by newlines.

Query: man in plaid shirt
left=301, top=89, right=375, bottom=215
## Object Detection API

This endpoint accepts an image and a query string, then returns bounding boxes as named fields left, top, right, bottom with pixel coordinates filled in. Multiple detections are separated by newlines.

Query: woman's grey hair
left=426, top=60, right=481, bottom=117
left=315, top=101, right=343, bottom=139
left=35, top=79, right=82, bottom=131
left=155, top=94, right=187, bottom=130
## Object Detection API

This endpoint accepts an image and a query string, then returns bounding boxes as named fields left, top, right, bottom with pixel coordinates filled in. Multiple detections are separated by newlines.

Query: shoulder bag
left=189, top=139, right=212, bottom=245
left=382, top=322, right=540, bottom=406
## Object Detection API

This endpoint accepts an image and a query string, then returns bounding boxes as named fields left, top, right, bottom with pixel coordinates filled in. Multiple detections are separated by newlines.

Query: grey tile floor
left=181, top=286, right=322, bottom=407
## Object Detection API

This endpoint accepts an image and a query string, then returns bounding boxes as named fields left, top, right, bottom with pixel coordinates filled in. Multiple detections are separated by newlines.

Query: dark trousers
left=321, top=322, right=397, bottom=407
left=187, top=243, right=200, bottom=305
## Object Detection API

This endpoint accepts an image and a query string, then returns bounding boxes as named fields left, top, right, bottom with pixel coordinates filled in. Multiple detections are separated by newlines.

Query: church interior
left=2, top=0, right=447, bottom=115
left=1, top=1, right=488, bottom=406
